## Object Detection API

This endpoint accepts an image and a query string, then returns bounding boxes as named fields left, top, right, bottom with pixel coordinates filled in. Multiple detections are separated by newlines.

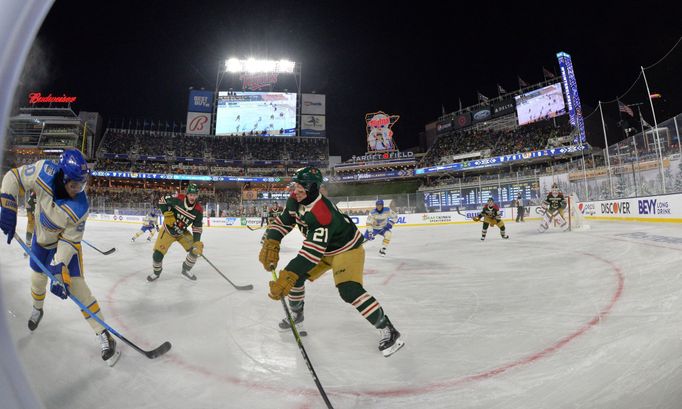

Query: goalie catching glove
left=259, top=238, right=280, bottom=270
left=268, top=269, right=299, bottom=300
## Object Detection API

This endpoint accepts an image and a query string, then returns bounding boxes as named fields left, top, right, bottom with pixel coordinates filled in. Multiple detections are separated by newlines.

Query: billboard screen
left=216, top=91, right=297, bottom=136
left=187, top=90, right=213, bottom=113
left=514, top=83, right=566, bottom=126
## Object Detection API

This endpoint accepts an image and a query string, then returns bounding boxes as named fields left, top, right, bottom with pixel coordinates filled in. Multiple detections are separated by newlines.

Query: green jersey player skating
left=259, top=167, right=404, bottom=357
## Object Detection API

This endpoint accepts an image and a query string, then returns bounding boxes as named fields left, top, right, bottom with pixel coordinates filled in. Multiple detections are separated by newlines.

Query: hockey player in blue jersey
left=0, top=149, right=119, bottom=365
left=364, top=199, right=397, bottom=256
left=132, top=209, right=159, bottom=242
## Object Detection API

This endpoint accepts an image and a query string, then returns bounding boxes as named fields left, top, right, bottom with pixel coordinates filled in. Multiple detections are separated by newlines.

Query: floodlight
left=223, top=58, right=296, bottom=73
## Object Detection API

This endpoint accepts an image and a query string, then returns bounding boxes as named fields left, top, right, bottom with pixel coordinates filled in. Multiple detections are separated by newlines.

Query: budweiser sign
left=240, top=73, right=279, bottom=91
left=28, top=92, right=77, bottom=104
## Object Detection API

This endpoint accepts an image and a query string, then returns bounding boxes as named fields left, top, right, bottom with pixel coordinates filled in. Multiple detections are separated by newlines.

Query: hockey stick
left=271, top=267, right=334, bottom=409
left=246, top=225, right=263, bottom=231
left=14, top=236, right=171, bottom=359
left=200, top=254, right=254, bottom=290
left=82, top=239, right=116, bottom=255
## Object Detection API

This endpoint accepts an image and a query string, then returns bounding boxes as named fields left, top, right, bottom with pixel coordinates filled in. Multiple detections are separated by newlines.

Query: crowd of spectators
left=421, top=120, right=572, bottom=168
left=98, top=129, right=328, bottom=163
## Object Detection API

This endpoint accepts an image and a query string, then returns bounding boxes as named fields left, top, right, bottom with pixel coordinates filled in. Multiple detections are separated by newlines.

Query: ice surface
left=2, top=218, right=682, bottom=409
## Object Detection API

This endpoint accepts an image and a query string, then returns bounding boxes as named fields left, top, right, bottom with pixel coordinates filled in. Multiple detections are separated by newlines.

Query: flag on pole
left=497, top=84, right=506, bottom=95
left=477, top=91, right=489, bottom=102
left=618, top=101, right=634, bottom=117
left=518, top=76, right=529, bottom=88
left=542, top=67, right=556, bottom=79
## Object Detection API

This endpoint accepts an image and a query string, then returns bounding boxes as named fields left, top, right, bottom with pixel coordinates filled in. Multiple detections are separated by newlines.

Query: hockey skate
left=146, top=271, right=161, bottom=282
left=501, top=234, right=510, bottom=239
left=181, top=267, right=197, bottom=281
left=131, top=237, right=136, bottom=242
left=98, top=330, right=120, bottom=367
left=378, top=319, right=404, bottom=357
left=379, top=246, right=387, bottom=256
left=278, top=311, right=307, bottom=336
left=28, top=307, right=43, bottom=331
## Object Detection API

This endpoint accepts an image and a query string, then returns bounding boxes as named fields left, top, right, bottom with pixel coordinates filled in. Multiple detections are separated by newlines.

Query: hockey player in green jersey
left=259, top=167, right=404, bottom=357
left=147, top=183, right=204, bottom=281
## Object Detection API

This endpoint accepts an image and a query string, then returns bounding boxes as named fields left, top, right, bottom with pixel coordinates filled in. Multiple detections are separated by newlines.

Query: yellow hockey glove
left=163, top=211, right=176, bottom=227
left=259, top=238, right=280, bottom=271
left=268, top=269, right=299, bottom=300
left=472, top=216, right=480, bottom=222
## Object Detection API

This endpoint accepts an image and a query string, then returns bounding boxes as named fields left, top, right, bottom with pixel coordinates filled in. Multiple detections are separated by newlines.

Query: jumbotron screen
left=216, top=91, right=297, bottom=136
left=514, top=83, right=566, bottom=126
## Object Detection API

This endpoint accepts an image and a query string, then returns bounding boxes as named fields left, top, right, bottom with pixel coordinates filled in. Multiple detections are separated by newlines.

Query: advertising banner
left=452, top=113, right=471, bottom=129
left=301, top=114, right=326, bottom=137
left=436, top=118, right=453, bottom=135
left=186, top=112, right=211, bottom=135
left=492, top=99, right=515, bottom=117
left=187, top=90, right=213, bottom=113
left=301, top=94, right=326, bottom=115
left=471, top=108, right=492, bottom=123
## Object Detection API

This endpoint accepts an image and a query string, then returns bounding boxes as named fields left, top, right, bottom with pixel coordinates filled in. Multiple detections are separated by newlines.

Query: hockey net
left=566, top=193, right=589, bottom=231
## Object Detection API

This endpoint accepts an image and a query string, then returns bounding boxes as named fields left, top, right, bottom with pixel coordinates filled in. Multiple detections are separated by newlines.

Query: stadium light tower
left=212, top=57, right=301, bottom=136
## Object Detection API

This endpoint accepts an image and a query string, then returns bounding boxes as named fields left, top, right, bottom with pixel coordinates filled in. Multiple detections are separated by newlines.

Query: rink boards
left=85, top=192, right=682, bottom=227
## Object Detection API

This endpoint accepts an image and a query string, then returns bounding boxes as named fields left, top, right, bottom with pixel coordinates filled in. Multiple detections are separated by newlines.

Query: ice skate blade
left=181, top=271, right=197, bottom=281
left=106, top=350, right=121, bottom=367
left=382, top=338, right=405, bottom=357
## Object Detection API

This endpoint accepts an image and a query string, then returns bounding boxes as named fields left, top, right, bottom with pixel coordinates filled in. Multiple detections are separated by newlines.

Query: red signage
left=28, top=92, right=77, bottom=104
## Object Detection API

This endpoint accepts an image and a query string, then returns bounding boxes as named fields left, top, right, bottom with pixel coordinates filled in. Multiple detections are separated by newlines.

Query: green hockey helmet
left=291, top=167, right=323, bottom=192
left=186, top=183, right=199, bottom=195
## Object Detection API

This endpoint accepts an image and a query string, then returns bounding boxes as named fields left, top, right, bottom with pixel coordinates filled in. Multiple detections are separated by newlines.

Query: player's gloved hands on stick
left=364, top=230, right=374, bottom=241
left=268, top=269, right=299, bottom=300
left=0, top=193, right=18, bottom=244
left=48, top=263, right=71, bottom=300
left=191, top=240, right=204, bottom=256
left=163, top=211, right=176, bottom=228
left=259, top=238, right=280, bottom=270
left=472, top=216, right=480, bottom=222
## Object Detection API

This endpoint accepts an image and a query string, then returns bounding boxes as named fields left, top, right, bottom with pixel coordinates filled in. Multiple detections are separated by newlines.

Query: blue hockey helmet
left=58, top=149, right=89, bottom=183
left=376, top=199, right=384, bottom=206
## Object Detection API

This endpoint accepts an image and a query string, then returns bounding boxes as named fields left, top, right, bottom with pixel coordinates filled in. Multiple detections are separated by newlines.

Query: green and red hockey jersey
left=266, top=193, right=364, bottom=278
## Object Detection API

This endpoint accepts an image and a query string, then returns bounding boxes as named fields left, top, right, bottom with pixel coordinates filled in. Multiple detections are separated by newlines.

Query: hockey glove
left=472, top=216, right=480, bottom=222
left=162, top=211, right=176, bottom=228
left=48, top=263, right=71, bottom=300
left=191, top=240, right=204, bottom=256
left=259, top=238, right=280, bottom=270
left=364, top=229, right=374, bottom=241
left=0, top=193, right=18, bottom=244
left=268, top=269, right=299, bottom=300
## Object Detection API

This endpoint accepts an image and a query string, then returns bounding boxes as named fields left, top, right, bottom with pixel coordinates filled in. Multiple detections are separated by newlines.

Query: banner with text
left=301, top=93, right=326, bottom=115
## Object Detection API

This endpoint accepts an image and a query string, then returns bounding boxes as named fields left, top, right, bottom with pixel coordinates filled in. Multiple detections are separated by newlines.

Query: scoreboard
left=423, top=182, right=538, bottom=211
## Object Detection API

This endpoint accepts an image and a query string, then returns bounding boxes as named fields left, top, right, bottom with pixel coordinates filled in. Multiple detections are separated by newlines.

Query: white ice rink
left=2, top=218, right=682, bottom=409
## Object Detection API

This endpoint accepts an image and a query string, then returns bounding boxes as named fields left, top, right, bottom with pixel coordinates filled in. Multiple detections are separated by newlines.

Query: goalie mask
left=551, top=183, right=559, bottom=196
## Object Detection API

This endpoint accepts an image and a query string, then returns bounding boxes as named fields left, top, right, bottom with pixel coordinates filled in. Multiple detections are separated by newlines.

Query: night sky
left=20, top=0, right=681, bottom=158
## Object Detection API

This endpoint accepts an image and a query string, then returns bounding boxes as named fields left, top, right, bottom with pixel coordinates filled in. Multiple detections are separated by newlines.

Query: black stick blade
left=102, top=248, right=117, bottom=255
left=145, top=341, right=172, bottom=359
left=235, top=284, right=254, bottom=291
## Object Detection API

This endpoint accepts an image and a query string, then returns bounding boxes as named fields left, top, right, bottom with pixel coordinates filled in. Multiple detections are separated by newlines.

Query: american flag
left=618, top=101, right=634, bottom=117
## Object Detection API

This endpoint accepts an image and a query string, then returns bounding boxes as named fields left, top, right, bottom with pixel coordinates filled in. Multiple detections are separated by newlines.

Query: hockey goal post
left=566, top=193, right=588, bottom=231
